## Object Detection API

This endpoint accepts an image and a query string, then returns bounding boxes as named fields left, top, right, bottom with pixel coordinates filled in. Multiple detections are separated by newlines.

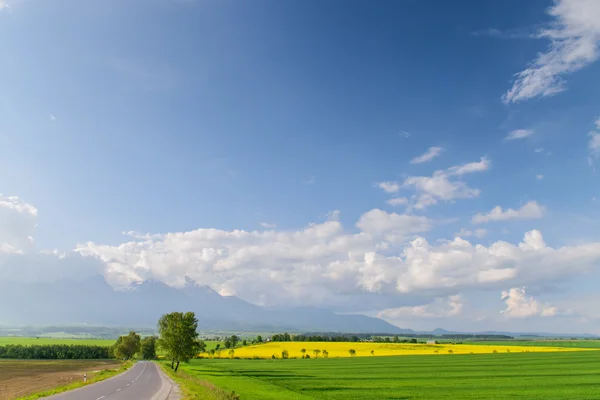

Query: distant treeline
left=439, top=334, right=514, bottom=340
left=271, top=333, right=362, bottom=342
left=0, top=344, right=111, bottom=359
left=270, top=333, right=513, bottom=342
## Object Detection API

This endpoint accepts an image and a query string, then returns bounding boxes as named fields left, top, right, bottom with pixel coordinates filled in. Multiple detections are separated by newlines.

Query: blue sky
left=1, top=0, right=600, bottom=332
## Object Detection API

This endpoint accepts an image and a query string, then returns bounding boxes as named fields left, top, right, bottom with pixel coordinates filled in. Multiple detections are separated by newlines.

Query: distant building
left=427, top=340, right=438, bottom=345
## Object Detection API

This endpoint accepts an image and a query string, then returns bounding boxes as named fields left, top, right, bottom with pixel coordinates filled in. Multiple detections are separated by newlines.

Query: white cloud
left=589, top=118, right=600, bottom=165
left=501, top=287, right=558, bottom=318
left=306, top=176, right=315, bottom=185
left=0, top=0, right=8, bottom=10
left=260, top=222, right=276, bottom=229
left=472, top=201, right=545, bottom=224
left=456, top=228, right=488, bottom=238
left=386, top=197, right=409, bottom=207
left=378, top=295, right=465, bottom=319
left=536, top=174, right=544, bottom=180
left=75, top=223, right=600, bottom=311
left=445, top=157, right=490, bottom=176
left=535, top=147, right=545, bottom=153
left=398, top=131, right=411, bottom=138
left=410, top=146, right=445, bottom=164
left=402, top=157, right=490, bottom=210
left=49, top=113, right=56, bottom=121
left=503, top=0, right=600, bottom=103
left=506, top=129, right=535, bottom=140
left=375, top=181, right=400, bottom=194
left=0, top=194, right=38, bottom=253
left=355, top=209, right=431, bottom=236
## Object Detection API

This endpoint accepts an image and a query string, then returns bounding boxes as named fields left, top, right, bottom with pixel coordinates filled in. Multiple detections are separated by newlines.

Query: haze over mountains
left=0, top=276, right=403, bottom=333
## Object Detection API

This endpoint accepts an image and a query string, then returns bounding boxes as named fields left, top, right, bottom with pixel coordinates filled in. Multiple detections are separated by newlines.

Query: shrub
left=448, top=349, right=453, bottom=354
left=322, top=350, right=329, bottom=358
left=349, top=349, right=356, bottom=356
left=281, top=349, right=289, bottom=359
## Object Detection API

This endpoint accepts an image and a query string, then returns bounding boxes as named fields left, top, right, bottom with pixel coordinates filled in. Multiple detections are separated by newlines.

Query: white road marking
left=135, top=363, right=147, bottom=380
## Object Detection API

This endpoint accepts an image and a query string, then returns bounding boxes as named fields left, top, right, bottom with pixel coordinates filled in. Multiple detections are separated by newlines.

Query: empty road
left=44, top=362, right=173, bottom=400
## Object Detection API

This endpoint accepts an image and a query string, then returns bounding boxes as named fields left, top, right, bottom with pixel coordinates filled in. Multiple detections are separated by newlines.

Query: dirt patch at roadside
left=0, top=360, right=120, bottom=400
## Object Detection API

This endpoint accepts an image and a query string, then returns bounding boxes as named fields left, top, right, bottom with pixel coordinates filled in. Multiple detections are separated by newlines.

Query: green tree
left=158, top=312, right=206, bottom=372
left=256, top=335, right=263, bottom=343
left=300, top=348, right=306, bottom=358
left=370, top=350, right=375, bottom=356
left=140, top=336, right=157, bottom=360
left=313, top=349, right=321, bottom=358
left=281, top=349, right=289, bottom=359
left=322, top=349, right=329, bottom=358
left=349, top=349, right=356, bottom=356
left=242, top=339, right=247, bottom=346
left=113, top=331, right=141, bottom=360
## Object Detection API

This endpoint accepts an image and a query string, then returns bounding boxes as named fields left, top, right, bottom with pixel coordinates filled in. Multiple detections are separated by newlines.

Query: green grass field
left=470, top=340, right=600, bottom=348
left=0, top=337, right=115, bottom=346
left=172, top=351, right=600, bottom=399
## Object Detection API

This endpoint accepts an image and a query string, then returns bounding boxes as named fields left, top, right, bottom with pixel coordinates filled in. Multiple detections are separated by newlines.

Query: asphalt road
left=44, top=362, right=172, bottom=400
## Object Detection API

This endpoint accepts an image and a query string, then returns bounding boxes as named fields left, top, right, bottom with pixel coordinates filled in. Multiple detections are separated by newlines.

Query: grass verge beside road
left=158, top=361, right=240, bottom=400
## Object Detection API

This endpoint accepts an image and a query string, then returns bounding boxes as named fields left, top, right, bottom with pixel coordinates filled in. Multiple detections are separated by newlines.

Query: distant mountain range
left=1, top=276, right=597, bottom=338
left=0, top=276, right=403, bottom=333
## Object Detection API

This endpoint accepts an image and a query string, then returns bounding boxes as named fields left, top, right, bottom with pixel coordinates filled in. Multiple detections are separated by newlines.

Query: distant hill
left=0, top=276, right=404, bottom=334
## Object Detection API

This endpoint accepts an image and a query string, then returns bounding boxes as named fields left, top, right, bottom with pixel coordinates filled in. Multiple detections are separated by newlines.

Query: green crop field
left=0, top=337, right=115, bottom=346
left=470, top=340, right=600, bottom=348
left=169, top=351, right=600, bottom=399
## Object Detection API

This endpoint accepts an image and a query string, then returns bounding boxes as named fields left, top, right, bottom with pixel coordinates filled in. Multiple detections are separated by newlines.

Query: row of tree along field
left=0, top=344, right=111, bottom=359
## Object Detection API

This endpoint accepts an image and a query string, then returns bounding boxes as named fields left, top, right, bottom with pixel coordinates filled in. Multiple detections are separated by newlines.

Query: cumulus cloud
left=260, top=222, right=276, bottom=229
left=456, top=228, right=488, bottom=238
left=402, top=158, right=490, bottom=210
left=589, top=117, right=600, bottom=166
left=503, top=0, right=600, bottom=103
left=0, top=194, right=104, bottom=283
left=74, top=223, right=600, bottom=311
left=410, top=146, right=445, bottom=164
left=472, top=201, right=545, bottom=224
left=375, top=181, right=400, bottom=194
left=378, top=295, right=465, bottom=319
left=0, top=195, right=38, bottom=254
left=506, top=129, right=535, bottom=140
left=386, top=197, right=409, bottom=207
left=501, top=287, right=558, bottom=318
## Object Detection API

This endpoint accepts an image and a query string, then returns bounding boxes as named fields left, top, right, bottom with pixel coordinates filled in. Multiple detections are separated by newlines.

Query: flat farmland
left=0, top=337, right=114, bottom=346
left=470, top=340, right=600, bottom=348
left=174, top=351, right=600, bottom=399
left=207, top=341, right=593, bottom=359
left=0, top=359, right=120, bottom=400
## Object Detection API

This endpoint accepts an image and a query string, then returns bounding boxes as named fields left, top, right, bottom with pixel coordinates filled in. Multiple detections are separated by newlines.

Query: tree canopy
left=112, top=331, right=141, bottom=360
left=158, top=312, right=205, bottom=372
left=140, top=336, right=158, bottom=360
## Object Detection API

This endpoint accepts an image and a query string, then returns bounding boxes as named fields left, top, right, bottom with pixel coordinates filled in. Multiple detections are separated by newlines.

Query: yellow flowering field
left=208, top=341, right=594, bottom=359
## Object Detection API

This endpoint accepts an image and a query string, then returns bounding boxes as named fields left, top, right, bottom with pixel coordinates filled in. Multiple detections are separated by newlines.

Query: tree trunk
left=170, top=360, right=174, bottom=369
left=174, top=361, right=180, bottom=372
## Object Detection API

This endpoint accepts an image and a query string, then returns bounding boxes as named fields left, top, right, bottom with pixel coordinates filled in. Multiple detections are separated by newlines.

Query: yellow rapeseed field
left=207, top=342, right=593, bottom=359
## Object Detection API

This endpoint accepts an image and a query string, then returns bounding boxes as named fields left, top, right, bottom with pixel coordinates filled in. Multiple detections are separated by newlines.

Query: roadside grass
left=158, top=361, right=240, bottom=400
left=15, top=360, right=132, bottom=400
left=176, top=351, right=600, bottom=399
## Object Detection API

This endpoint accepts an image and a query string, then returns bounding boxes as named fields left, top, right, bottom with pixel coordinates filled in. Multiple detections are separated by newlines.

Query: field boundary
left=16, top=360, right=133, bottom=400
